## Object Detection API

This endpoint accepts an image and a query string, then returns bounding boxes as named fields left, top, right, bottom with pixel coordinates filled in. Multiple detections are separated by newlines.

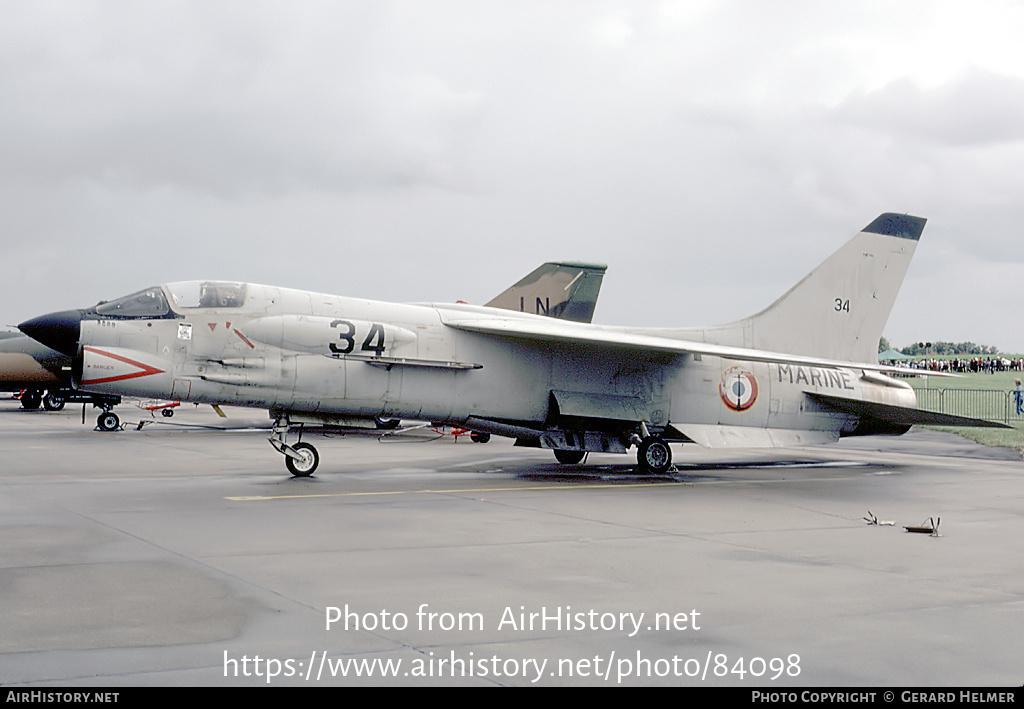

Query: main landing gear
left=17, top=388, right=64, bottom=411
left=636, top=435, right=672, bottom=474
left=550, top=423, right=674, bottom=474
left=631, top=422, right=673, bottom=474
left=553, top=449, right=586, bottom=464
left=269, top=415, right=320, bottom=477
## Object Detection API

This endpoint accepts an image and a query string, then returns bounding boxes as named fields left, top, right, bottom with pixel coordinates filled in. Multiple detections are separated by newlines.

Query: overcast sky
left=3, top=0, right=1023, bottom=353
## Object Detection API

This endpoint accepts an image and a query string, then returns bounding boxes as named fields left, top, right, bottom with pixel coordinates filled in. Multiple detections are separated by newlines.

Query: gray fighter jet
left=18, top=214, right=1004, bottom=475
left=16, top=261, right=604, bottom=433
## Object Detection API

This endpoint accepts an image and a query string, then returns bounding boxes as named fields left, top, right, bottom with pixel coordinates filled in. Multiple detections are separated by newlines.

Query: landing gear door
left=171, top=378, right=192, bottom=401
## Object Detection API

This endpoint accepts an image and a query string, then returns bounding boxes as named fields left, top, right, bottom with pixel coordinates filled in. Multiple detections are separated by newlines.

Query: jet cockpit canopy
left=167, top=281, right=248, bottom=310
left=95, top=286, right=171, bottom=319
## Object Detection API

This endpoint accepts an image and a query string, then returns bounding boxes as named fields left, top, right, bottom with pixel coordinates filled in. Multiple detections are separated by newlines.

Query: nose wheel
left=284, top=442, right=319, bottom=477
left=269, top=416, right=320, bottom=477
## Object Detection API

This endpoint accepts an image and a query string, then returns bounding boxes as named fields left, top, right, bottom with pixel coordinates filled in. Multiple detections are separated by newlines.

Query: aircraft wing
left=441, top=313, right=941, bottom=377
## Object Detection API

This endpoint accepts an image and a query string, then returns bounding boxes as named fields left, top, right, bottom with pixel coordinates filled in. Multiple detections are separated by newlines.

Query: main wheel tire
left=374, top=416, right=400, bottom=430
left=161, top=408, right=174, bottom=418
left=20, top=390, right=42, bottom=410
left=638, top=436, right=672, bottom=474
left=43, top=393, right=65, bottom=411
left=470, top=431, right=491, bottom=443
left=285, top=442, right=319, bottom=477
left=97, top=412, right=120, bottom=431
left=553, top=449, right=585, bottom=465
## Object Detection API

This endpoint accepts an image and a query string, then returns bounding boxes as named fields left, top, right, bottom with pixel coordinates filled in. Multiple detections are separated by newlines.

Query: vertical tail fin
left=705, top=213, right=925, bottom=363
left=486, top=261, right=607, bottom=323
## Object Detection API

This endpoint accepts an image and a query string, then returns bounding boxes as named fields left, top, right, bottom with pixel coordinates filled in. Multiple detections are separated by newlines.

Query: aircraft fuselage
left=28, top=214, right=992, bottom=476
left=69, top=281, right=915, bottom=453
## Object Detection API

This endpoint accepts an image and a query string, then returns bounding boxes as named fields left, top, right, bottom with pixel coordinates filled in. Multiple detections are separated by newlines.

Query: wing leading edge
left=441, top=313, right=946, bottom=377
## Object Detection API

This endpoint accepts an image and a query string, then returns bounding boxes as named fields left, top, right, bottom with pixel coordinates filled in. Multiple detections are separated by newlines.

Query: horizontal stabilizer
left=806, top=392, right=1011, bottom=429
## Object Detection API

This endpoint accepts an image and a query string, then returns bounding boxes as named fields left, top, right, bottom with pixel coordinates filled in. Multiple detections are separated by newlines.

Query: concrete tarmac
left=1, top=398, right=1021, bottom=687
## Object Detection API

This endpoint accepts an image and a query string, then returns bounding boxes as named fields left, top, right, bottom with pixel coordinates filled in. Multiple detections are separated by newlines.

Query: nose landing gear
left=269, top=415, right=320, bottom=477
left=284, top=442, right=319, bottom=477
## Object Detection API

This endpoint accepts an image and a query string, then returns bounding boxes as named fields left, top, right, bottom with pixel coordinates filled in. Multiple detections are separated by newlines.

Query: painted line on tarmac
left=226, top=480, right=685, bottom=501
left=225, top=467, right=878, bottom=502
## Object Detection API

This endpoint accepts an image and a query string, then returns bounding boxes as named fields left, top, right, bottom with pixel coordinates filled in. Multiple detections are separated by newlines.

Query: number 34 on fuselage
left=18, top=214, right=1006, bottom=476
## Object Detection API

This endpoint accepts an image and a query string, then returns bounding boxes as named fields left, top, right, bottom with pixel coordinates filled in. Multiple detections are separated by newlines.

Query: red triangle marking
left=81, top=347, right=165, bottom=385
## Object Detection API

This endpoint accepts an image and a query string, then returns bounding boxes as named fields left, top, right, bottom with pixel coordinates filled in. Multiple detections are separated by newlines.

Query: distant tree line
left=896, top=341, right=1000, bottom=356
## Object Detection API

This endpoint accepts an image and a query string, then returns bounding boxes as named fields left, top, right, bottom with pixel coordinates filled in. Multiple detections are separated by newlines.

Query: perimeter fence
left=914, top=388, right=1019, bottom=424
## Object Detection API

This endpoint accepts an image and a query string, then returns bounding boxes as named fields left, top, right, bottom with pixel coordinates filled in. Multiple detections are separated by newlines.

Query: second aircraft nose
left=18, top=310, right=84, bottom=357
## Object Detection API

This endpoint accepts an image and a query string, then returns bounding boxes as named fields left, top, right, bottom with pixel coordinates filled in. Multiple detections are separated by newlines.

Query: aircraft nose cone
left=18, top=310, right=83, bottom=356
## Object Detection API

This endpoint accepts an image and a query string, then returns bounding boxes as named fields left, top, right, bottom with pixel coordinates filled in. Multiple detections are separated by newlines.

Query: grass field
left=906, top=370, right=1024, bottom=454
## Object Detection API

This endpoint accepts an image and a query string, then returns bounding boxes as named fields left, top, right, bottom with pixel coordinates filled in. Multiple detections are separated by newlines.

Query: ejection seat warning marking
left=234, top=329, right=256, bottom=349
left=82, top=347, right=165, bottom=385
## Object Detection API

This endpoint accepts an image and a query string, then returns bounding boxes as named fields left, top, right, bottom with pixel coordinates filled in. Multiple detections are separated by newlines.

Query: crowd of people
left=884, top=357, right=1024, bottom=374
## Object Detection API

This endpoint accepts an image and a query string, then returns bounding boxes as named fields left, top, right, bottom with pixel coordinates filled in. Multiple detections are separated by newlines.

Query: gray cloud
left=835, top=69, right=1024, bottom=148
left=2, top=1, right=1023, bottom=353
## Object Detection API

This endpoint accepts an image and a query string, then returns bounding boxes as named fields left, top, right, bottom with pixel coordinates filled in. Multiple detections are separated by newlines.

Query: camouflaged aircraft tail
left=486, top=261, right=607, bottom=324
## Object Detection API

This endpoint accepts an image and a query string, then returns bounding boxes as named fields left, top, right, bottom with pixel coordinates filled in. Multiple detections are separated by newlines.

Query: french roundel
left=719, top=366, right=759, bottom=412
